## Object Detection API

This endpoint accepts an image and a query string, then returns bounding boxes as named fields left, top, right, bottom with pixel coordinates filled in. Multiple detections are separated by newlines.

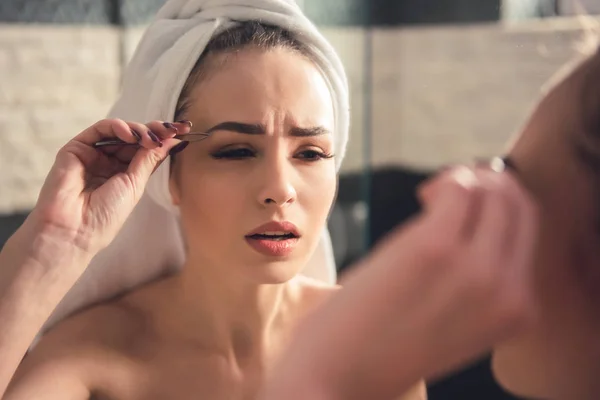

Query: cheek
left=534, top=185, right=585, bottom=267
left=298, top=165, right=337, bottom=218
left=180, top=173, right=243, bottom=209
left=176, top=167, right=248, bottom=239
left=176, top=154, right=248, bottom=206
left=572, top=228, right=600, bottom=304
left=529, top=166, right=600, bottom=297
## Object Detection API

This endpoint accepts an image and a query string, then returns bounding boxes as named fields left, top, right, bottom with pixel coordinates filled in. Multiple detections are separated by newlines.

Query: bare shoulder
left=40, top=294, right=150, bottom=356
left=6, top=296, right=150, bottom=400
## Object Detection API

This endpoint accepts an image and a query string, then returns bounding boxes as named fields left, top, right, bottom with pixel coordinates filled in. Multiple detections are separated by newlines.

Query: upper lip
left=246, top=221, right=300, bottom=237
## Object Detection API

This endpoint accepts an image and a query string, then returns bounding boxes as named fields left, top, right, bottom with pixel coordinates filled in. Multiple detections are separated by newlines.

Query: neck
left=164, top=252, right=292, bottom=364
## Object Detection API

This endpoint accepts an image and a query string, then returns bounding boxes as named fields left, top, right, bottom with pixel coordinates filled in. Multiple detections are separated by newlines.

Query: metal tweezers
left=93, top=132, right=211, bottom=148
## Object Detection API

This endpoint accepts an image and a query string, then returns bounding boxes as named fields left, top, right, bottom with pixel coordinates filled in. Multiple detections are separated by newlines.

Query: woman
left=0, top=1, right=541, bottom=400
left=0, top=1, right=430, bottom=399
left=260, top=36, right=600, bottom=400
left=490, top=38, right=600, bottom=400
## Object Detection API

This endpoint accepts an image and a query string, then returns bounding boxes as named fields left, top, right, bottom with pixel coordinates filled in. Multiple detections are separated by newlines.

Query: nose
left=256, top=156, right=297, bottom=208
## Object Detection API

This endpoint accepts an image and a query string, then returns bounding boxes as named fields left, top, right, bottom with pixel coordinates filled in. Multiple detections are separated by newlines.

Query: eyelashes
left=298, top=150, right=335, bottom=161
left=211, top=148, right=255, bottom=159
left=210, top=147, right=334, bottom=161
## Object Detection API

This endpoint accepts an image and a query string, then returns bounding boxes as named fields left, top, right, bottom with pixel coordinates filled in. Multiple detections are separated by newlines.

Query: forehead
left=186, top=48, right=334, bottom=129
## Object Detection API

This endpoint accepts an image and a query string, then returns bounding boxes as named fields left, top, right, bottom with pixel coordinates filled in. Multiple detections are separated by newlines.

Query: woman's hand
left=30, top=118, right=190, bottom=258
left=0, top=118, right=190, bottom=397
left=262, top=164, right=539, bottom=400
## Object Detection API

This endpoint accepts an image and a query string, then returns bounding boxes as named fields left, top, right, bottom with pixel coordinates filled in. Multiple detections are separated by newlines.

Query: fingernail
left=177, top=120, right=192, bottom=127
left=131, top=128, right=141, bottom=142
left=451, top=166, right=478, bottom=187
left=163, top=122, right=178, bottom=133
left=489, top=157, right=506, bottom=173
left=169, top=141, right=189, bottom=156
left=148, top=130, right=163, bottom=146
left=472, top=157, right=506, bottom=173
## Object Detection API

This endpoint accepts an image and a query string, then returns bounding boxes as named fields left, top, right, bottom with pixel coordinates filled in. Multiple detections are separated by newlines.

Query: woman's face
left=169, top=47, right=336, bottom=283
left=492, top=46, right=600, bottom=398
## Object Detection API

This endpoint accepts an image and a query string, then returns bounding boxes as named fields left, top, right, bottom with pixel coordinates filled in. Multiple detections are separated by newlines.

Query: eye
left=295, top=149, right=334, bottom=162
left=211, top=147, right=256, bottom=160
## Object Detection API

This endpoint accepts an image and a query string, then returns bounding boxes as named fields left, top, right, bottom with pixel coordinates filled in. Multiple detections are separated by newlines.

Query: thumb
left=417, top=176, right=442, bottom=206
left=418, top=166, right=479, bottom=208
left=417, top=166, right=456, bottom=206
left=125, top=139, right=182, bottom=199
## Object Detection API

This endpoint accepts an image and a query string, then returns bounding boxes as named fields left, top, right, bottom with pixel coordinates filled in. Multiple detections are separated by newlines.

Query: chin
left=491, top=348, right=538, bottom=399
left=245, top=258, right=304, bottom=285
left=491, top=341, right=580, bottom=400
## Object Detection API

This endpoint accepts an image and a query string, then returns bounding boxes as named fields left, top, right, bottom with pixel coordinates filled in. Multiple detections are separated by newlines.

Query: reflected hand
left=262, top=164, right=539, bottom=400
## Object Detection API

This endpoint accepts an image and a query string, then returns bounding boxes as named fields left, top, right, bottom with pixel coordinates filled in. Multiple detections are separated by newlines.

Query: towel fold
left=40, top=0, right=350, bottom=334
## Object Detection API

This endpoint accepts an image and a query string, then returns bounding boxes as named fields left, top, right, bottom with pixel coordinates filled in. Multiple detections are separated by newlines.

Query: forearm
left=261, top=349, right=426, bottom=400
left=259, top=371, right=339, bottom=400
left=0, top=215, right=92, bottom=397
left=261, top=255, right=438, bottom=400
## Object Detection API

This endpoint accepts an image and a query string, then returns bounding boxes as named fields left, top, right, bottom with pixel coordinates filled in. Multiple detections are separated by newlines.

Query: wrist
left=4, top=213, right=94, bottom=280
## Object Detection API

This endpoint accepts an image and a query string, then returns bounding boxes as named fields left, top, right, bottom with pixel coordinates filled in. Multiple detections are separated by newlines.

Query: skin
left=492, top=45, right=600, bottom=399
left=259, top=164, right=538, bottom=400
left=256, top=42, right=600, bottom=400
left=2, top=48, right=426, bottom=400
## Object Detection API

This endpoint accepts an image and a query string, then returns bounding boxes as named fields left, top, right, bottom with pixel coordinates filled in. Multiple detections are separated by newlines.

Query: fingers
left=471, top=168, right=537, bottom=268
left=423, top=163, right=538, bottom=305
left=66, top=118, right=194, bottom=200
left=121, top=137, right=179, bottom=196
left=127, top=121, right=164, bottom=149
left=126, top=120, right=190, bottom=149
left=497, top=170, right=539, bottom=305
left=124, top=120, right=193, bottom=178
left=471, top=170, right=515, bottom=260
left=504, top=173, right=538, bottom=266
left=412, top=164, right=538, bottom=318
left=420, top=164, right=536, bottom=251
left=75, top=118, right=192, bottom=162
left=107, top=145, right=139, bottom=165
left=417, top=167, right=479, bottom=244
left=74, top=119, right=139, bottom=147
left=73, top=118, right=193, bottom=149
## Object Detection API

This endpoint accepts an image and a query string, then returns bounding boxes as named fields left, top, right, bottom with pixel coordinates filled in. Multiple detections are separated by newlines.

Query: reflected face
left=492, top=46, right=600, bottom=398
left=168, top=47, right=337, bottom=283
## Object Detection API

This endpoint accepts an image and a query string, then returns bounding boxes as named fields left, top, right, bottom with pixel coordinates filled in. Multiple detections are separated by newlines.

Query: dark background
left=0, top=0, right=557, bottom=25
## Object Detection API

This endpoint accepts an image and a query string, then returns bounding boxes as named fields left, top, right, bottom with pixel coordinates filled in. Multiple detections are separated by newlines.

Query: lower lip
left=245, top=236, right=299, bottom=257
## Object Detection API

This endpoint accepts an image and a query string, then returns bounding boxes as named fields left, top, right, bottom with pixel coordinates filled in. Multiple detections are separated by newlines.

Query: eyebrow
left=205, top=121, right=331, bottom=137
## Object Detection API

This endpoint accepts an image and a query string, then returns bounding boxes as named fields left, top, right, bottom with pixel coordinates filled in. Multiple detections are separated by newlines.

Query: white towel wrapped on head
left=40, top=0, right=350, bottom=334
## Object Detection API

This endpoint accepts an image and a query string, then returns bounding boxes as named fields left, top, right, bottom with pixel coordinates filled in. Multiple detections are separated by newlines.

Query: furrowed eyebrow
left=205, top=121, right=331, bottom=137
left=289, top=126, right=331, bottom=137
left=205, top=122, right=266, bottom=135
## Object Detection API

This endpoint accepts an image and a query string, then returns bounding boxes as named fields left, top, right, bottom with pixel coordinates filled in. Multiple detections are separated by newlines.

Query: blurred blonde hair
left=571, top=0, right=599, bottom=55
left=539, top=3, right=599, bottom=94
